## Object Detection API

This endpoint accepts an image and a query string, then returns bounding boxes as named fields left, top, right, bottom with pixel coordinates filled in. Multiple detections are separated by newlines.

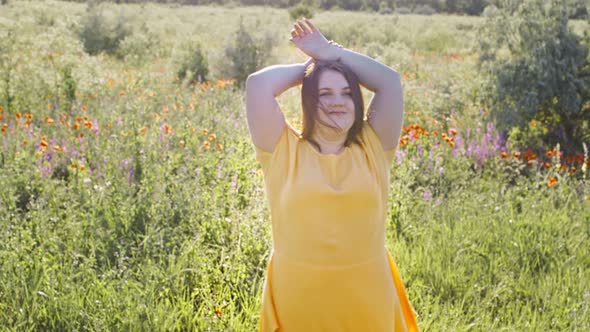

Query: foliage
left=222, top=18, right=276, bottom=86
left=478, top=0, right=590, bottom=152
left=79, top=0, right=131, bottom=55
left=413, top=4, right=436, bottom=15
left=176, top=42, right=209, bottom=84
left=288, top=3, right=314, bottom=21
left=0, top=2, right=589, bottom=331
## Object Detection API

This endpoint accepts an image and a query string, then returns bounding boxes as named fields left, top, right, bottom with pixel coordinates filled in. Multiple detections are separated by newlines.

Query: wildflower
left=217, top=142, right=223, bottom=151
left=399, top=136, right=408, bottom=147
left=47, top=117, right=55, bottom=125
left=74, top=122, right=80, bottom=130
left=432, top=130, right=439, bottom=136
left=120, top=90, right=126, bottom=97
left=202, top=128, right=209, bottom=135
left=0, top=105, right=3, bottom=111
left=81, top=105, right=88, bottom=111
left=16, top=112, right=21, bottom=119
left=547, top=177, right=557, bottom=187
left=208, top=133, right=216, bottom=141
left=52, top=145, right=62, bottom=152
left=84, top=120, right=92, bottom=129
left=189, top=103, right=195, bottom=111
left=40, top=137, right=49, bottom=148
left=139, top=126, right=149, bottom=135
left=203, top=141, right=210, bottom=149
left=530, top=120, right=537, bottom=127
left=449, top=128, right=458, bottom=136
left=513, top=151, right=520, bottom=159
left=214, top=307, right=222, bottom=318
left=500, top=152, right=508, bottom=159
left=569, top=167, right=577, bottom=175
left=79, top=165, right=86, bottom=171
left=47, top=103, right=53, bottom=110
left=179, top=140, right=186, bottom=148
left=544, top=162, right=552, bottom=169
left=1, top=123, right=6, bottom=134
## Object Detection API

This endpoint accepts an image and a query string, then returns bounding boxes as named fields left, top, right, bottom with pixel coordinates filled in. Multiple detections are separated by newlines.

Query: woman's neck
left=312, top=126, right=347, bottom=154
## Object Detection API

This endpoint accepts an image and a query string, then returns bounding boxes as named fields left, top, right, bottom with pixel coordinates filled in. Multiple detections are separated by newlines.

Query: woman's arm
left=290, top=19, right=403, bottom=151
left=245, top=60, right=310, bottom=152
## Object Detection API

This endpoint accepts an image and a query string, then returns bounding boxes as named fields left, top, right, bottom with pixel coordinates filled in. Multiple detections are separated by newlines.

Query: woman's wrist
left=316, top=42, right=344, bottom=62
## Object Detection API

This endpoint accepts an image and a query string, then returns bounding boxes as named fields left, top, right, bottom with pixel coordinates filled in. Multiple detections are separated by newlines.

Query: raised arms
left=245, top=60, right=310, bottom=153
left=290, top=19, right=403, bottom=151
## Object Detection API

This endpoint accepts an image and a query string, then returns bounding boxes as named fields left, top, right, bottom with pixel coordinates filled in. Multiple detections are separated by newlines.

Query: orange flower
left=399, top=135, right=408, bottom=147
left=202, top=128, right=209, bottom=135
left=500, top=152, right=508, bottom=159
left=46, top=117, right=55, bottom=125
left=208, top=133, right=216, bottom=141
left=0, top=105, right=3, bottom=111
left=47, top=103, right=53, bottom=110
left=79, top=165, right=86, bottom=171
left=81, top=105, right=88, bottom=111
left=84, top=120, right=92, bottom=129
left=189, top=103, right=195, bottom=111
left=214, top=307, right=222, bottom=318
left=217, top=142, right=223, bottom=151
left=203, top=141, right=210, bottom=149
left=120, top=90, right=126, bottom=97
left=15, top=112, right=21, bottom=119
left=432, top=130, right=438, bottom=136
left=544, top=162, right=552, bottom=169
left=139, top=126, right=149, bottom=135
left=547, top=177, right=557, bottom=187
left=1, top=123, right=7, bottom=133
left=40, top=137, right=49, bottom=148
left=513, top=152, right=521, bottom=159
left=74, top=122, right=80, bottom=130
left=52, top=145, right=62, bottom=152
left=449, top=128, right=458, bottom=136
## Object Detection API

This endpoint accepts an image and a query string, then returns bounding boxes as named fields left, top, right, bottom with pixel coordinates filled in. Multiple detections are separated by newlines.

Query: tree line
left=60, top=0, right=589, bottom=17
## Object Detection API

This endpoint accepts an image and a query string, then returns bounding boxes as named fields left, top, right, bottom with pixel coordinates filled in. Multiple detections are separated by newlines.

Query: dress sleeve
left=361, top=121, right=396, bottom=167
left=253, top=122, right=300, bottom=178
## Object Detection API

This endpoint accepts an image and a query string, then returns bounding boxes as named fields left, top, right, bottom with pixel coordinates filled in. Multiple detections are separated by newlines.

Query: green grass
left=0, top=1, right=589, bottom=330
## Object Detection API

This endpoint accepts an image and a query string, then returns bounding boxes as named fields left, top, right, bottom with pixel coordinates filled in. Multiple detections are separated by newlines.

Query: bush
left=395, top=7, right=411, bottom=15
left=378, top=1, right=393, bottom=15
left=414, top=4, right=436, bottom=16
left=79, top=1, right=131, bottom=55
left=478, top=0, right=590, bottom=151
left=176, top=42, right=209, bottom=84
left=223, top=18, right=275, bottom=86
left=288, top=3, right=314, bottom=21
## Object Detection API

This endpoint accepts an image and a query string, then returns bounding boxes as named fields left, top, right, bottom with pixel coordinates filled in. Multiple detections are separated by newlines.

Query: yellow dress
left=255, top=120, right=419, bottom=332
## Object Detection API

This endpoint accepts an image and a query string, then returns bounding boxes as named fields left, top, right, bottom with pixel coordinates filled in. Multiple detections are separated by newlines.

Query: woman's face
left=316, top=69, right=355, bottom=133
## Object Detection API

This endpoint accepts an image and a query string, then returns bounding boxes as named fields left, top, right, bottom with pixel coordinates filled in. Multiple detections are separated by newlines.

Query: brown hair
left=301, top=60, right=364, bottom=152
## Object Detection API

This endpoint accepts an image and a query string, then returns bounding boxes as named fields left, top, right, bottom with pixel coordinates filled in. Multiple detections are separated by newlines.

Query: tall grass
left=0, top=1, right=589, bottom=330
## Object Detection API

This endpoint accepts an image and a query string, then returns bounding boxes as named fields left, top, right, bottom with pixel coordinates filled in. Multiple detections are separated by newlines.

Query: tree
left=478, top=0, right=590, bottom=151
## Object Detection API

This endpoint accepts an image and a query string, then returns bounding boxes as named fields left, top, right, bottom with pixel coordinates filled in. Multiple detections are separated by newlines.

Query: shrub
left=79, top=0, right=131, bottom=55
left=395, top=7, right=411, bottom=15
left=378, top=1, right=393, bottom=15
left=481, top=4, right=499, bottom=17
left=414, top=4, right=436, bottom=16
left=176, top=42, right=209, bottom=84
left=223, top=18, right=275, bottom=86
left=288, top=3, right=314, bottom=21
left=117, top=22, right=162, bottom=64
left=478, top=0, right=590, bottom=151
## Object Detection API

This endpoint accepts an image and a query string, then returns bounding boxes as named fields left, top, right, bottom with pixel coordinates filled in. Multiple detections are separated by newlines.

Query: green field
left=0, top=1, right=589, bottom=330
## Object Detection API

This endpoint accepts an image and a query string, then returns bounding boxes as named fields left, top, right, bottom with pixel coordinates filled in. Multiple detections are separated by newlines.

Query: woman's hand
left=289, top=19, right=340, bottom=61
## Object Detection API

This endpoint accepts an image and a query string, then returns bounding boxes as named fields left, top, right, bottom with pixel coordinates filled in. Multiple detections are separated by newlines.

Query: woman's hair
left=301, top=60, right=364, bottom=152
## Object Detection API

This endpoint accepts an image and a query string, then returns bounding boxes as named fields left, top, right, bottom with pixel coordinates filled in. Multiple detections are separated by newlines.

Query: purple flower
left=423, top=188, right=432, bottom=202
left=396, top=150, right=406, bottom=166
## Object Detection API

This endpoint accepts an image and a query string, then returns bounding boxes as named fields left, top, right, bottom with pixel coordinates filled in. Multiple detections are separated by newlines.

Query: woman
left=246, top=18, right=419, bottom=332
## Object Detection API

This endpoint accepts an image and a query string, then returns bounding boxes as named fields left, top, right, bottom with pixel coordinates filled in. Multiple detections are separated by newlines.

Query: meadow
left=0, top=1, right=589, bottom=330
